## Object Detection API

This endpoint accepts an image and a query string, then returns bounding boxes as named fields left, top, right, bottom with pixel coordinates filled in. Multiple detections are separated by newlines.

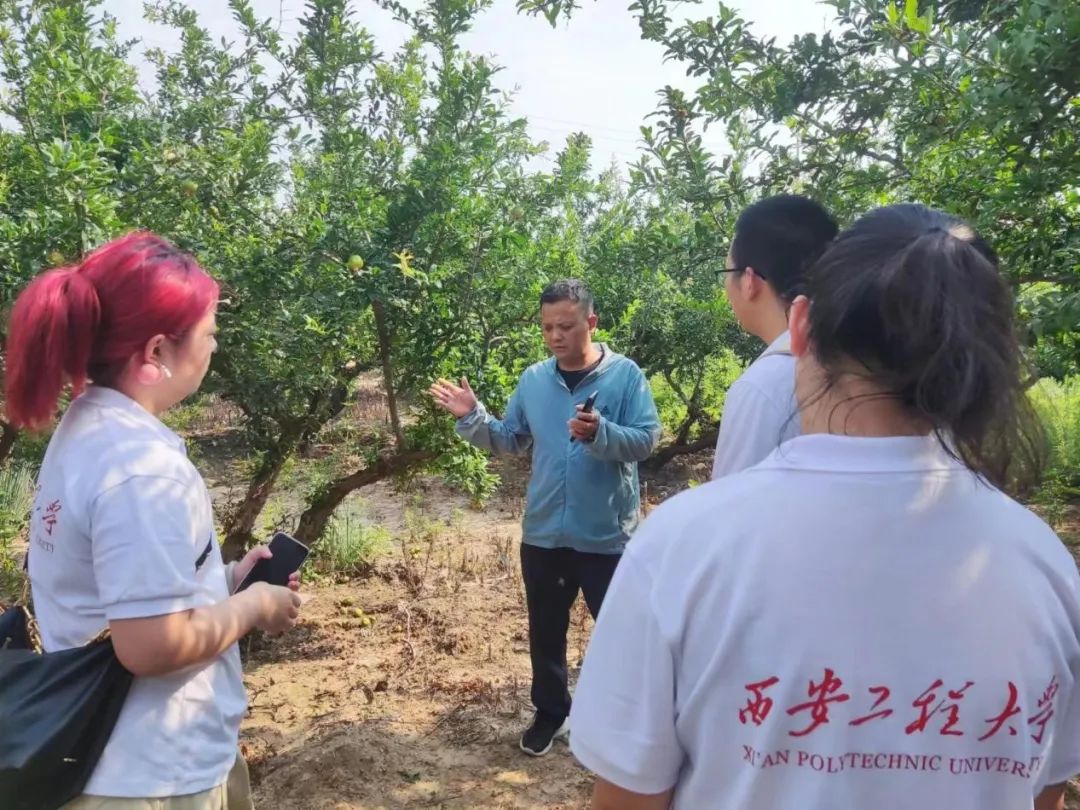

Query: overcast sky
left=108, top=0, right=836, bottom=167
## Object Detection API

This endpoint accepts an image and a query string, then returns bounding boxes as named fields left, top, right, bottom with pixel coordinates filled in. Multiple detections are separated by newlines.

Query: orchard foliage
left=1, top=0, right=1075, bottom=552
left=0, top=0, right=747, bottom=553
left=524, top=0, right=1079, bottom=375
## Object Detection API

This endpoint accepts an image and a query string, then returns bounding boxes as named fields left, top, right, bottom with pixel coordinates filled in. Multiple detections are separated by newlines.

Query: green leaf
left=903, top=0, right=919, bottom=28
left=886, top=1, right=900, bottom=27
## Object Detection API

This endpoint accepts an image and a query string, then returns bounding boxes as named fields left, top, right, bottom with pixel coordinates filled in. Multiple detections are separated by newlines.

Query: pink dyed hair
left=5, top=231, right=219, bottom=429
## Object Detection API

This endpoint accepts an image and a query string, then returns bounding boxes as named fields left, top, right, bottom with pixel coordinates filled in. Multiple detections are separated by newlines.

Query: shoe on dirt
left=519, top=712, right=569, bottom=756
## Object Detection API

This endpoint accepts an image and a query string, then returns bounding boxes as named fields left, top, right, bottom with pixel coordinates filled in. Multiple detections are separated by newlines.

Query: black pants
left=519, top=543, right=621, bottom=722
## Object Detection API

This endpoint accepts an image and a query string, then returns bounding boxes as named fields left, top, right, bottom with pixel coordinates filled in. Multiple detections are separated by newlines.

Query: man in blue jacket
left=430, top=279, right=661, bottom=757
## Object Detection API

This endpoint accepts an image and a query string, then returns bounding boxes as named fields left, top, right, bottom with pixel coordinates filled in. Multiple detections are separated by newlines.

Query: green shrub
left=1031, top=376, right=1080, bottom=489
left=314, top=508, right=390, bottom=576
left=257, top=497, right=292, bottom=539
left=433, top=442, right=501, bottom=507
left=649, top=353, right=743, bottom=442
left=161, top=397, right=212, bottom=434
left=0, top=464, right=35, bottom=602
left=9, top=430, right=51, bottom=473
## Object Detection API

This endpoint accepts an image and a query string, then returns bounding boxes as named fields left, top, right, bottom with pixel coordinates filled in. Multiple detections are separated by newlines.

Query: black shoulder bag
left=0, top=536, right=215, bottom=809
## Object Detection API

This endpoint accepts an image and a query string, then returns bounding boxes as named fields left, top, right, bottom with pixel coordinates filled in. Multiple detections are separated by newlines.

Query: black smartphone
left=570, top=391, right=599, bottom=443
left=235, top=532, right=310, bottom=592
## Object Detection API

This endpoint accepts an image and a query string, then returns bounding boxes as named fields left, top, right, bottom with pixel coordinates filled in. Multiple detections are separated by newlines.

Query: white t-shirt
left=28, top=387, right=246, bottom=798
left=711, top=331, right=798, bottom=479
left=571, top=435, right=1080, bottom=810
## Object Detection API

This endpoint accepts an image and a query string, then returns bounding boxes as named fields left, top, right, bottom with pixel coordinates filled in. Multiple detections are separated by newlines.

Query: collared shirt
left=711, top=330, right=798, bottom=479
left=573, top=434, right=1080, bottom=808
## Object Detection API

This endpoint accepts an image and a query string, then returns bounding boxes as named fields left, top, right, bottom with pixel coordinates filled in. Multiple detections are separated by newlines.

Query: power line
left=528, top=123, right=645, bottom=145
left=524, top=118, right=728, bottom=152
left=527, top=114, right=652, bottom=138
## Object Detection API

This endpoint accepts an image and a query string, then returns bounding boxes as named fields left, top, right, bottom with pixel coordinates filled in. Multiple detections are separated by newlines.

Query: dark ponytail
left=806, top=204, right=1044, bottom=489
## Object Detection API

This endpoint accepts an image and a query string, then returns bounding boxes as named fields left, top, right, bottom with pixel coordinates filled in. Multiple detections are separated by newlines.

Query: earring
left=136, top=363, right=169, bottom=386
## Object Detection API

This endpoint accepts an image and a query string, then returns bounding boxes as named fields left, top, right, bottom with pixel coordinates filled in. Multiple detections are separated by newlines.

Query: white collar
left=77, top=386, right=186, bottom=451
left=759, top=330, right=792, bottom=359
left=758, top=433, right=966, bottom=474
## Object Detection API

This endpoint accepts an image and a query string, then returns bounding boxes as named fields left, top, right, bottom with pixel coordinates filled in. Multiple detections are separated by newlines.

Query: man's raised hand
left=429, top=377, right=478, bottom=419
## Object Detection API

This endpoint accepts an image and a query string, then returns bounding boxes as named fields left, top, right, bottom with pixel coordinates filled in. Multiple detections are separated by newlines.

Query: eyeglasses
left=720, top=266, right=767, bottom=280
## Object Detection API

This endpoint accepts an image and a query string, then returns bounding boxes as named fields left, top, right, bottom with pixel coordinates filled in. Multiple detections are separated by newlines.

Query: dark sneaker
left=519, top=712, right=569, bottom=756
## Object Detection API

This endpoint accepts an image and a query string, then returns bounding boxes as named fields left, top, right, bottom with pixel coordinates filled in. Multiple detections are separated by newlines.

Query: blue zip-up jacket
left=456, top=345, right=661, bottom=554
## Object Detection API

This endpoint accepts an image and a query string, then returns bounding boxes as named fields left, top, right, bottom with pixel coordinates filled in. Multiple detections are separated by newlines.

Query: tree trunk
left=220, top=431, right=301, bottom=560
left=0, top=421, right=18, bottom=466
left=643, top=428, right=719, bottom=471
left=297, top=379, right=354, bottom=456
left=673, top=408, right=697, bottom=446
left=294, top=450, right=434, bottom=545
left=664, top=368, right=706, bottom=448
left=220, top=366, right=367, bottom=559
left=372, top=299, right=405, bottom=446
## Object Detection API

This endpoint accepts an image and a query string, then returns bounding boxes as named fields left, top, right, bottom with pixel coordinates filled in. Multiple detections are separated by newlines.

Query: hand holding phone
left=235, top=532, right=310, bottom=592
left=570, top=391, right=599, bottom=443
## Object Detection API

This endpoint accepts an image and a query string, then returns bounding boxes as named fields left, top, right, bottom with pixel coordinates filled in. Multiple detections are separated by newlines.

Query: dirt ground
left=237, top=466, right=598, bottom=810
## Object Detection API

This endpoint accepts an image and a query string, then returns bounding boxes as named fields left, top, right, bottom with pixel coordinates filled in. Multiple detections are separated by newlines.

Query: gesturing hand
left=429, top=377, right=478, bottom=419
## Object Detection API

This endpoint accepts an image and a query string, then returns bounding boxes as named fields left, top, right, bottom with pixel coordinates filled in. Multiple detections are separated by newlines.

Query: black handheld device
left=235, top=532, right=310, bottom=592
left=570, top=390, right=599, bottom=443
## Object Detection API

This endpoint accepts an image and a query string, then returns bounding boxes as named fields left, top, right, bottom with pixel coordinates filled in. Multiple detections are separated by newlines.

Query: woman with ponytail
left=7, top=232, right=304, bottom=808
left=569, top=205, right=1080, bottom=810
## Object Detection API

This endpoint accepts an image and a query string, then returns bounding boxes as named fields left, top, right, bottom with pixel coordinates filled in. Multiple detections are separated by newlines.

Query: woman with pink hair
left=7, top=232, right=303, bottom=808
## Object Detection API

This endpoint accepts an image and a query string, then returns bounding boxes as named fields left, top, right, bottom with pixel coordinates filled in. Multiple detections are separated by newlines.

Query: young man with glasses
left=713, top=195, right=838, bottom=478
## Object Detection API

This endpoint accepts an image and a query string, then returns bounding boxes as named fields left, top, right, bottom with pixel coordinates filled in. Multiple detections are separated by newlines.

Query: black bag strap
left=194, top=537, right=214, bottom=571
left=19, top=547, right=30, bottom=605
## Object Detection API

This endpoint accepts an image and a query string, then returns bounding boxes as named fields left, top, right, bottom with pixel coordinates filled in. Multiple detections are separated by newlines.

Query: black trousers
left=519, top=543, right=621, bottom=722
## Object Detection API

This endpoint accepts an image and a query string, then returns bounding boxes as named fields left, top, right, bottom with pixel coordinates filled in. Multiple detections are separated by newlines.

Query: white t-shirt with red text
left=27, top=387, right=246, bottom=798
left=571, top=435, right=1080, bottom=810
